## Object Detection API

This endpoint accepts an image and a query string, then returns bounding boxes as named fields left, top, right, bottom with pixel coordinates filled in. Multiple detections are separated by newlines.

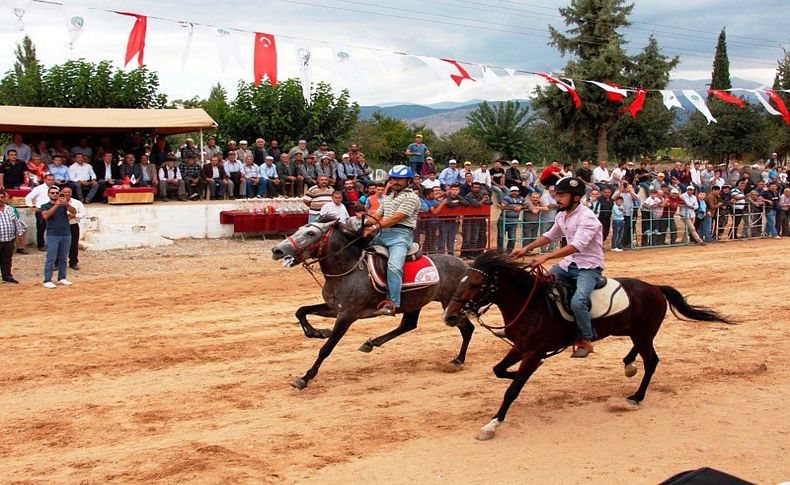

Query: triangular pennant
left=620, top=89, right=647, bottom=118
left=117, top=12, right=147, bottom=67
left=708, top=89, right=746, bottom=108
left=297, top=46, right=312, bottom=102
left=533, top=72, right=581, bottom=108
left=480, top=65, right=504, bottom=96
left=586, top=81, right=628, bottom=102
left=660, top=90, right=683, bottom=110
left=216, top=28, right=242, bottom=73
left=441, top=59, right=475, bottom=87
left=682, top=90, right=717, bottom=124
left=63, top=5, right=86, bottom=50
left=254, top=32, right=277, bottom=86
left=752, top=90, right=782, bottom=116
left=766, top=89, right=790, bottom=125
left=180, top=22, right=194, bottom=71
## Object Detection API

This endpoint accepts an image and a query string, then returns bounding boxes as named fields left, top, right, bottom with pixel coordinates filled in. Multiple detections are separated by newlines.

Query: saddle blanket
left=366, top=254, right=441, bottom=293
left=551, top=278, right=630, bottom=322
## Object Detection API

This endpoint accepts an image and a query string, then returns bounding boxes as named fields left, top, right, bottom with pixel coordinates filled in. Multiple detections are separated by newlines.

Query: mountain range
left=358, top=77, right=768, bottom=135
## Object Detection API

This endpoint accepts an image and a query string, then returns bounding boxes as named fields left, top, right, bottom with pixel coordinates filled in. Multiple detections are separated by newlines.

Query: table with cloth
left=219, top=211, right=308, bottom=239
left=5, top=187, right=32, bottom=207
left=103, top=186, right=157, bottom=204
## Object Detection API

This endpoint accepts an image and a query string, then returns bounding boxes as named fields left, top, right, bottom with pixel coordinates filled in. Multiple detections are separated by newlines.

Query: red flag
left=620, top=88, right=647, bottom=118
left=254, top=32, right=277, bottom=87
left=534, top=72, right=581, bottom=108
left=766, top=89, right=790, bottom=125
left=605, top=84, right=625, bottom=102
left=707, top=89, right=746, bottom=108
left=440, top=59, right=475, bottom=86
left=118, top=13, right=147, bottom=67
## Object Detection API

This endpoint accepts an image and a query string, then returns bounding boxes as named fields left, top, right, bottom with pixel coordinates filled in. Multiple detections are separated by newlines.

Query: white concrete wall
left=16, top=202, right=237, bottom=251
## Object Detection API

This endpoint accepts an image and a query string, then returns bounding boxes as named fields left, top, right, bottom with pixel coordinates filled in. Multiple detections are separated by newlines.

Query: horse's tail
left=657, top=285, right=734, bottom=324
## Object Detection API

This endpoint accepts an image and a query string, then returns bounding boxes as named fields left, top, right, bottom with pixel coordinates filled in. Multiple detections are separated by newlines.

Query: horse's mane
left=472, top=250, right=554, bottom=304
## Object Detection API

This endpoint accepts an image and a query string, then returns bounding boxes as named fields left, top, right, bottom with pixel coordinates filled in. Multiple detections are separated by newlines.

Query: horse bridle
left=285, top=213, right=382, bottom=267
left=451, top=267, right=499, bottom=318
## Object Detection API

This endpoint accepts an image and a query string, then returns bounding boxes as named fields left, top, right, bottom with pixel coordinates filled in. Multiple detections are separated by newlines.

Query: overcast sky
left=0, top=0, right=787, bottom=105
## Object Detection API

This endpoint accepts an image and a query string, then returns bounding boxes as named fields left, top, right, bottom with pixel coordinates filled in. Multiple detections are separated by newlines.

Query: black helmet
left=554, top=176, right=585, bottom=197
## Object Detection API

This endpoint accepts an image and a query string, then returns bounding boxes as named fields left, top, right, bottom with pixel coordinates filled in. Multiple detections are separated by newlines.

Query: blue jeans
left=549, top=264, right=602, bottom=341
left=374, top=227, right=414, bottom=307
left=612, top=219, right=625, bottom=249
left=44, top=234, right=71, bottom=282
left=766, top=209, right=778, bottom=237
left=700, top=216, right=713, bottom=241
left=246, top=179, right=268, bottom=197
left=490, top=185, right=504, bottom=203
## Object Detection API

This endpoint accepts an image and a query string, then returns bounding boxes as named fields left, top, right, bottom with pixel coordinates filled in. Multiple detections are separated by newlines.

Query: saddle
left=364, top=244, right=441, bottom=293
left=549, top=274, right=630, bottom=322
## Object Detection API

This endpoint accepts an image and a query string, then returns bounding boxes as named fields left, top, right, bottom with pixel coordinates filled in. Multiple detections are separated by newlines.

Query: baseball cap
left=239, top=140, right=248, bottom=145
left=525, top=161, right=533, bottom=166
left=670, top=188, right=679, bottom=194
left=509, top=186, right=520, bottom=192
left=686, top=185, right=695, bottom=190
left=448, top=159, right=457, bottom=165
left=511, top=159, right=520, bottom=165
left=464, top=161, right=472, bottom=166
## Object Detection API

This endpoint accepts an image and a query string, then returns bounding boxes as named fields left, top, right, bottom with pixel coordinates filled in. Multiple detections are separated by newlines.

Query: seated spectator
left=158, top=158, right=187, bottom=201
left=354, top=153, right=373, bottom=186
left=48, top=155, right=74, bottom=191
left=421, top=156, right=438, bottom=178
left=337, top=153, right=357, bottom=182
left=126, top=133, right=146, bottom=162
left=236, top=140, right=253, bottom=164
left=303, top=175, right=335, bottom=222
left=489, top=160, right=507, bottom=202
left=1, top=150, right=28, bottom=189
left=261, top=156, right=281, bottom=197
left=202, top=155, right=232, bottom=200
left=69, top=137, right=93, bottom=162
left=364, top=182, right=384, bottom=214
left=505, top=160, right=527, bottom=195
left=150, top=135, right=171, bottom=167
left=288, top=139, right=309, bottom=160
left=523, top=162, right=540, bottom=192
left=253, top=139, right=267, bottom=166
left=266, top=139, right=282, bottom=161
left=4, top=134, right=32, bottom=163
left=180, top=138, right=200, bottom=161
left=93, top=151, right=120, bottom=196
left=67, top=154, right=99, bottom=203
left=291, top=151, right=307, bottom=195
left=26, top=154, right=49, bottom=186
left=139, top=154, right=158, bottom=188
left=341, top=179, right=364, bottom=216
left=50, top=139, right=71, bottom=164
left=242, top=155, right=266, bottom=198
left=180, top=154, right=204, bottom=200
left=317, top=155, right=337, bottom=186
left=223, top=151, right=245, bottom=198
left=118, top=153, right=143, bottom=186
left=276, top=153, right=300, bottom=197
left=318, top=191, right=350, bottom=221
left=460, top=172, right=475, bottom=196
left=95, top=136, right=118, bottom=163
left=300, top=154, right=320, bottom=189
left=539, top=160, right=564, bottom=188
left=473, top=162, right=492, bottom=189
left=223, top=140, right=237, bottom=159
left=32, top=139, right=52, bottom=166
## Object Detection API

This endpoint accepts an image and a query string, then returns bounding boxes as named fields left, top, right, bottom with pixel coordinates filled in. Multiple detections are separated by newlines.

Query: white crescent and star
left=259, top=36, right=272, bottom=48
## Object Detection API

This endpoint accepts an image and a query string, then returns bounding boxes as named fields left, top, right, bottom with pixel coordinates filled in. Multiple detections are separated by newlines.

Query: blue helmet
left=388, top=164, right=414, bottom=179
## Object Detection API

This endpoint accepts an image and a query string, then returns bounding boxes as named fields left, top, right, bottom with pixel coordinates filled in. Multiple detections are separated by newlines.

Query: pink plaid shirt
left=543, top=203, right=604, bottom=270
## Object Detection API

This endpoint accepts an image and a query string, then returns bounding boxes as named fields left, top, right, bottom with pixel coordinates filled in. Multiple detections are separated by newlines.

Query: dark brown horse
left=443, top=250, right=731, bottom=440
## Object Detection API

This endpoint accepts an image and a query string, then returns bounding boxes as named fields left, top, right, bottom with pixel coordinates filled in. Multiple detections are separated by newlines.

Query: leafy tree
left=220, top=79, right=358, bottom=149
left=765, top=49, right=790, bottom=158
left=0, top=35, right=43, bottom=105
left=466, top=101, right=531, bottom=160
left=347, top=112, right=428, bottom=167
left=431, top=127, right=490, bottom=164
left=681, top=28, right=767, bottom=163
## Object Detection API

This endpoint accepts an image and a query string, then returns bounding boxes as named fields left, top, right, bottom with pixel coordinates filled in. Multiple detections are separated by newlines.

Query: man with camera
left=40, top=186, right=76, bottom=288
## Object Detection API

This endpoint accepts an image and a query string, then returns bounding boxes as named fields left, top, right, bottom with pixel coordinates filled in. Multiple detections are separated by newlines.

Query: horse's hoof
left=291, top=378, right=308, bottom=390
left=625, top=398, right=640, bottom=407
left=358, top=341, right=374, bottom=353
left=475, top=429, right=496, bottom=441
left=624, top=362, right=638, bottom=378
left=449, top=358, right=464, bottom=366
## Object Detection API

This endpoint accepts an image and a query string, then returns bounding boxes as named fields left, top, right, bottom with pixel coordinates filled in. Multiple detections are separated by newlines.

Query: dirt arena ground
left=1, top=237, right=788, bottom=484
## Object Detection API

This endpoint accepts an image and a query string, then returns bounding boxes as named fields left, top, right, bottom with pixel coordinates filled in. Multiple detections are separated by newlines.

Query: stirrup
left=374, top=299, right=397, bottom=316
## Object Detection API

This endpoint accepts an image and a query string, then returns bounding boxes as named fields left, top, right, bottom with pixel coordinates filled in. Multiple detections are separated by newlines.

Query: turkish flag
left=708, top=89, right=746, bottom=108
left=620, top=88, right=647, bottom=118
left=534, top=72, right=581, bottom=108
left=766, top=89, right=790, bottom=125
left=254, top=32, right=277, bottom=86
left=118, top=13, right=147, bottom=67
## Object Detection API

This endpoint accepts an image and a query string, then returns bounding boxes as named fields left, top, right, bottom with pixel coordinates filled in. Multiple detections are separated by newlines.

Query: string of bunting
left=11, top=0, right=790, bottom=124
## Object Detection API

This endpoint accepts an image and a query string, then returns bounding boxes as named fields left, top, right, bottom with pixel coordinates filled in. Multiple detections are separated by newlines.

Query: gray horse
left=271, top=216, right=474, bottom=389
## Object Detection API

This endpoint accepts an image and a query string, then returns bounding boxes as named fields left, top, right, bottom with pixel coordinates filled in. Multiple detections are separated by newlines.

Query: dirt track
left=1, top=238, right=788, bottom=484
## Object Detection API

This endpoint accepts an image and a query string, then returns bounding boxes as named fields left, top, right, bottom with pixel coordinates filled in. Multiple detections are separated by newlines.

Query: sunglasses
left=49, top=191, right=61, bottom=195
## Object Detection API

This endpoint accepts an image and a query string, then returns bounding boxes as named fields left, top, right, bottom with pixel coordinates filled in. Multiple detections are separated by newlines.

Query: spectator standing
left=762, top=182, right=781, bottom=238
left=460, top=182, right=493, bottom=257
left=341, top=179, right=364, bottom=216
left=223, top=140, right=237, bottom=159
left=266, top=140, right=282, bottom=162
left=539, top=186, right=558, bottom=250
left=125, top=133, right=146, bottom=162
left=473, top=162, right=492, bottom=188
left=0, top=188, right=24, bottom=283
left=40, top=186, right=75, bottom=288
left=611, top=196, right=625, bottom=251
left=614, top=182, right=639, bottom=248
left=5, top=134, right=32, bottom=163
left=67, top=154, right=99, bottom=203
left=641, top=188, right=660, bottom=246
left=50, top=139, right=71, bottom=164
left=202, top=136, right=221, bottom=163
left=60, top=187, right=84, bottom=270
left=405, top=134, right=429, bottom=174
left=778, top=187, right=790, bottom=237
left=25, top=173, right=57, bottom=251
left=522, top=191, right=547, bottom=249
left=730, top=180, right=748, bottom=238
left=504, top=160, right=526, bottom=195
left=440, top=184, right=465, bottom=255
left=420, top=156, right=438, bottom=178
left=696, top=190, right=713, bottom=242
left=596, top=187, right=613, bottom=243
left=438, top=159, right=462, bottom=188
left=678, top=185, right=704, bottom=245
left=180, top=138, right=200, bottom=162
left=288, top=139, right=310, bottom=160
left=347, top=143, right=364, bottom=165
left=69, top=138, right=93, bottom=162
left=745, top=190, right=764, bottom=238
left=499, top=187, right=525, bottom=252
left=304, top=176, right=335, bottom=222
left=158, top=159, right=187, bottom=201
left=313, top=141, right=330, bottom=161
left=318, top=191, right=350, bottom=221
left=592, top=160, right=611, bottom=189
left=705, top=186, right=722, bottom=240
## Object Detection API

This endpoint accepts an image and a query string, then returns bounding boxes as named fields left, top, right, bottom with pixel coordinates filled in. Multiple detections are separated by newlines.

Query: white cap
left=265, top=155, right=274, bottom=160
left=342, top=153, right=350, bottom=159
left=448, top=159, right=457, bottom=164
left=511, top=159, right=519, bottom=164
left=670, top=188, right=679, bottom=194
left=239, top=140, right=248, bottom=145
left=751, top=163, right=759, bottom=168
left=509, top=186, right=520, bottom=192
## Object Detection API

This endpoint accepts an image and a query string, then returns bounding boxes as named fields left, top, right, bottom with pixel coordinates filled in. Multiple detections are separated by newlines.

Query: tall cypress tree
left=709, top=28, right=731, bottom=98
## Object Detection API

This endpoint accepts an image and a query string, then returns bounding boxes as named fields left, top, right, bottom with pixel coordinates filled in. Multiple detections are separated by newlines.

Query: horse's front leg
left=291, top=313, right=354, bottom=390
left=476, top=350, right=543, bottom=441
left=295, top=303, right=337, bottom=339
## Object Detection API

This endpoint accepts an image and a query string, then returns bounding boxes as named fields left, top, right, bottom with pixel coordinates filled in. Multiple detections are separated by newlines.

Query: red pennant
left=620, top=88, right=647, bottom=118
left=534, top=72, right=582, bottom=108
left=440, top=59, right=475, bottom=87
left=118, top=13, right=147, bottom=67
left=707, top=89, right=746, bottom=108
left=254, top=32, right=277, bottom=87
left=605, top=83, right=625, bottom=102
left=766, top=89, right=790, bottom=125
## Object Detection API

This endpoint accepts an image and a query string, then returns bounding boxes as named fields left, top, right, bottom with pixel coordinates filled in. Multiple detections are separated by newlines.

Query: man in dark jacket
left=201, top=155, right=232, bottom=200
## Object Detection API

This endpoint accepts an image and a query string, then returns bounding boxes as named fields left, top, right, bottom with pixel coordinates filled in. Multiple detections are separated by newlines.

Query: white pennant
left=13, top=0, right=32, bottom=32
left=62, top=5, right=86, bottom=50
left=297, top=46, right=312, bottom=102
left=587, top=81, right=629, bottom=98
left=481, top=65, right=504, bottom=96
left=331, top=45, right=364, bottom=87
left=682, top=90, right=717, bottom=124
left=216, top=28, right=242, bottom=73
left=751, top=90, right=782, bottom=116
left=416, top=56, right=456, bottom=84
left=660, top=90, right=683, bottom=110
left=180, top=22, right=194, bottom=71
left=504, top=68, right=518, bottom=99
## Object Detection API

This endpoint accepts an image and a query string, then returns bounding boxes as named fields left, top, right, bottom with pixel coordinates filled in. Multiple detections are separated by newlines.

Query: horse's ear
left=337, top=217, right=361, bottom=236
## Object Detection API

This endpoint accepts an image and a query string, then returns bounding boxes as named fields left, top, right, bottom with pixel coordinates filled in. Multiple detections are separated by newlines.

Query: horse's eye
left=307, top=231, right=316, bottom=236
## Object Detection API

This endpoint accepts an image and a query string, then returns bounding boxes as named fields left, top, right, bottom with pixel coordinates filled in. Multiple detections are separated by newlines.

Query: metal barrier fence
left=416, top=205, right=492, bottom=258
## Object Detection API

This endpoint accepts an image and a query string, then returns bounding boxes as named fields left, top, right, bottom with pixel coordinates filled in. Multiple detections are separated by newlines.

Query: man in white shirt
left=472, top=162, right=492, bottom=187
left=158, top=159, right=187, bottom=201
left=690, top=161, right=702, bottom=187
left=223, top=151, right=245, bottom=198
left=60, top=186, right=86, bottom=270
left=4, top=133, right=32, bottom=163
left=318, top=191, right=350, bottom=221
left=592, top=160, right=611, bottom=189
left=421, top=171, right=442, bottom=190
left=242, top=155, right=266, bottom=198
left=67, top=154, right=99, bottom=203
left=678, top=185, right=703, bottom=244
left=25, top=173, right=57, bottom=250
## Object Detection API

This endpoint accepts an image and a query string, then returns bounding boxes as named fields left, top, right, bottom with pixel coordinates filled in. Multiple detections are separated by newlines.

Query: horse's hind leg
left=623, top=346, right=639, bottom=378
left=296, top=304, right=337, bottom=339
left=627, top=341, right=659, bottom=404
left=450, top=317, right=475, bottom=366
left=358, top=310, right=420, bottom=353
